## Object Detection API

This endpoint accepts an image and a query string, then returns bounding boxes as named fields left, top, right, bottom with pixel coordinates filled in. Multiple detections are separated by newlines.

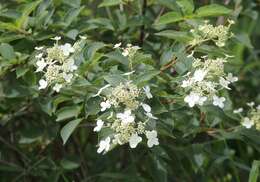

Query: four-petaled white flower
left=146, top=130, right=159, bottom=148
left=64, top=59, right=77, bottom=72
left=197, top=96, right=207, bottom=106
left=113, top=42, right=121, bottom=49
left=247, top=102, right=255, bottom=107
left=184, top=92, right=206, bottom=107
left=53, top=83, right=62, bottom=92
left=226, top=73, right=238, bottom=83
left=143, top=86, right=153, bottom=99
left=39, top=79, right=48, bottom=90
left=241, top=117, right=254, bottom=129
left=51, top=36, right=61, bottom=41
left=100, top=100, right=111, bottom=112
left=181, top=79, right=193, bottom=88
left=233, top=108, right=243, bottom=114
left=60, top=43, right=75, bottom=56
left=219, top=77, right=231, bottom=90
left=129, top=133, right=142, bottom=148
left=116, top=110, right=135, bottom=125
left=36, top=59, right=47, bottom=72
left=97, top=137, right=110, bottom=154
left=63, top=73, right=73, bottom=83
left=94, top=119, right=104, bottom=132
left=192, top=69, right=207, bottom=82
left=213, top=95, right=226, bottom=108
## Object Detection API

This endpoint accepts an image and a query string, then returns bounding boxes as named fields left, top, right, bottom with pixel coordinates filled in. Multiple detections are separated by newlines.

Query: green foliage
left=0, top=0, right=259, bottom=181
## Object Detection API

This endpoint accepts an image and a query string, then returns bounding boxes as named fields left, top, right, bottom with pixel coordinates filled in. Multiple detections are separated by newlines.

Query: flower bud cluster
left=189, top=20, right=234, bottom=47
left=233, top=102, right=260, bottom=129
left=34, top=36, right=79, bottom=92
left=182, top=56, right=238, bottom=108
left=93, top=82, right=159, bottom=154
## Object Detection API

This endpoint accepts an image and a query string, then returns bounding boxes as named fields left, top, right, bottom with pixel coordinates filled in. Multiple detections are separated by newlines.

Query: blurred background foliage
left=0, top=0, right=260, bottom=181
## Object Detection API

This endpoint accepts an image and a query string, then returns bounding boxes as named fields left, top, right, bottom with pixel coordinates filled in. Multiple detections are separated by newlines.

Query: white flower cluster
left=94, top=82, right=159, bottom=154
left=34, top=36, right=79, bottom=92
left=189, top=20, right=234, bottom=47
left=233, top=102, right=260, bottom=129
left=113, top=43, right=140, bottom=58
left=182, top=56, right=238, bottom=108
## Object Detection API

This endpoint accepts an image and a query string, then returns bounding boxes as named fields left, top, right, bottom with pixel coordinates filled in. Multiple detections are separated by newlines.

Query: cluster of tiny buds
left=189, top=19, right=234, bottom=47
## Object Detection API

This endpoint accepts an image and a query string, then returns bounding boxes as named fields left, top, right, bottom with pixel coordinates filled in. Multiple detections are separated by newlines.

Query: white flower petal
left=143, top=86, right=153, bottom=99
left=146, top=130, right=159, bottom=148
left=241, top=117, right=254, bottom=129
left=141, top=103, right=151, bottom=113
left=53, top=83, right=62, bottom=92
left=113, top=42, right=121, bottom=49
left=94, top=119, right=104, bottom=132
left=100, top=100, right=111, bottom=112
left=233, top=108, right=243, bottom=114
left=116, top=110, right=135, bottom=125
left=192, top=69, right=207, bottom=82
left=129, top=133, right=142, bottom=148
left=97, top=137, right=110, bottom=154
left=213, top=95, right=226, bottom=108
left=39, top=79, right=48, bottom=90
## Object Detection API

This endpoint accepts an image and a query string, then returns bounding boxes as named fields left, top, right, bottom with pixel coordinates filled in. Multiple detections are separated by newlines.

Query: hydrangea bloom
left=182, top=56, right=237, bottom=109
left=93, top=80, right=159, bottom=153
left=34, top=37, right=85, bottom=92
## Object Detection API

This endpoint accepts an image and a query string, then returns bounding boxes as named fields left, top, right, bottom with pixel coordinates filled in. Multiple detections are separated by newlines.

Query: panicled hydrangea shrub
left=34, top=36, right=85, bottom=92
left=93, top=82, right=158, bottom=154
left=233, top=102, right=260, bottom=129
left=182, top=56, right=238, bottom=108
left=189, top=19, right=234, bottom=47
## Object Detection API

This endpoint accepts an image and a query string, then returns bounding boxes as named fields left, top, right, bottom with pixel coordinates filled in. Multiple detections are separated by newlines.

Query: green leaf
left=15, top=0, right=42, bottom=29
left=235, top=33, right=253, bottom=49
left=155, top=30, right=192, bottom=42
left=60, top=159, right=80, bottom=170
left=56, top=105, right=82, bottom=122
left=84, top=42, right=105, bottom=61
left=176, top=0, right=194, bottom=14
left=60, top=118, right=82, bottom=144
left=104, top=74, right=126, bottom=86
left=99, top=0, right=123, bottom=7
left=63, top=6, right=84, bottom=27
left=195, top=4, right=232, bottom=18
left=0, top=43, right=15, bottom=60
left=249, top=160, right=260, bottom=182
left=16, top=67, right=29, bottom=78
left=0, top=22, right=24, bottom=33
left=155, top=12, right=183, bottom=25
left=134, top=70, right=160, bottom=85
